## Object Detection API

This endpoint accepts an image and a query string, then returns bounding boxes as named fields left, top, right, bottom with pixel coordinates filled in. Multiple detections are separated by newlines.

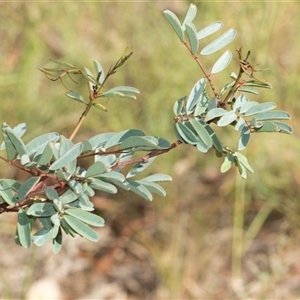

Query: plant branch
left=182, top=41, right=221, bottom=102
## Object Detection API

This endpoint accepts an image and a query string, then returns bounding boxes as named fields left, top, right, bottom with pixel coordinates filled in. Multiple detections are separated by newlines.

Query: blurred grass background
left=0, top=1, right=300, bottom=299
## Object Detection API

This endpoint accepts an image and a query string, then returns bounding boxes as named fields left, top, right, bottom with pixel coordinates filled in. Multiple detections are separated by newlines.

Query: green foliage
left=0, top=3, right=292, bottom=253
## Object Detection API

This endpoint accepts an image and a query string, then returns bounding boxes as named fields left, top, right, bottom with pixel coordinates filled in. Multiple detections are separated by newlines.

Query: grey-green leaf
left=89, top=132, right=115, bottom=150
left=105, top=129, right=144, bottom=149
left=173, top=97, right=186, bottom=116
left=126, top=157, right=156, bottom=178
left=217, top=110, right=237, bottom=126
left=205, top=107, right=227, bottom=122
left=49, top=143, right=83, bottom=170
left=211, top=50, right=232, bottom=74
left=234, top=152, right=254, bottom=173
left=197, top=21, right=223, bottom=40
left=244, top=102, right=277, bottom=116
left=163, top=10, right=184, bottom=41
left=186, top=78, right=206, bottom=114
left=6, top=128, right=28, bottom=156
left=66, top=91, right=85, bottom=103
left=0, top=180, right=17, bottom=205
left=189, top=119, right=213, bottom=148
left=120, top=136, right=158, bottom=150
left=238, top=127, right=251, bottom=150
left=32, top=227, right=53, bottom=247
left=17, top=209, right=31, bottom=248
left=182, top=3, right=197, bottom=30
left=221, top=153, right=234, bottom=173
left=127, top=180, right=153, bottom=201
left=88, top=178, right=117, bottom=194
left=27, top=202, right=56, bottom=217
left=93, top=60, right=105, bottom=84
left=17, top=177, right=40, bottom=201
left=36, top=142, right=54, bottom=165
left=186, top=23, right=199, bottom=54
left=136, top=180, right=166, bottom=197
left=2, top=123, right=16, bottom=160
left=201, top=28, right=236, bottom=55
left=26, top=132, right=59, bottom=157
left=85, top=161, right=107, bottom=177
left=175, top=122, right=198, bottom=145
left=63, top=215, right=99, bottom=242
left=52, top=228, right=62, bottom=254
left=255, top=110, right=290, bottom=121
left=65, top=209, right=105, bottom=227
left=142, top=174, right=172, bottom=182
left=274, top=121, right=292, bottom=134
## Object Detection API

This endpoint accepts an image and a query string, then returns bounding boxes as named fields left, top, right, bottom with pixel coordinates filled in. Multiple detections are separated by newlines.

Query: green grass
left=0, top=1, right=300, bottom=298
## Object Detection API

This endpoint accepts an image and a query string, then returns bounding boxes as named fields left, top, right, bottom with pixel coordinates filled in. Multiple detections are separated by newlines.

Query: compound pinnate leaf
left=17, top=176, right=40, bottom=201
left=63, top=215, right=99, bottom=242
left=186, top=23, right=199, bottom=54
left=211, top=50, right=232, bottom=74
left=32, top=227, right=53, bottom=247
left=217, top=110, right=237, bottom=127
left=182, top=3, right=197, bottom=30
left=66, top=91, right=85, bottom=103
left=49, top=143, right=83, bottom=170
left=163, top=10, right=184, bottom=41
left=201, top=28, right=236, bottom=55
left=197, top=21, right=223, bottom=40
left=244, top=102, right=276, bottom=116
left=186, top=78, right=206, bottom=113
left=65, top=209, right=105, bottom=227
left=17, top=209, right=31, bottom=249
left=27, top=202, right=56, bottom=217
